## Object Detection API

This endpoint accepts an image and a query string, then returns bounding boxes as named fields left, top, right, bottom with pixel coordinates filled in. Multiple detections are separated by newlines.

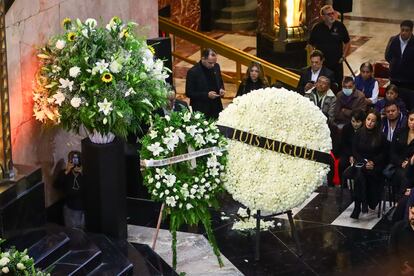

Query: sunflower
left=101, top=72, right=113, bottom=83
left=67, top=32, right=76, bottom=42
left=148, top=45, right=155, bottom=55
left=61, top=18, right=72, bottom=29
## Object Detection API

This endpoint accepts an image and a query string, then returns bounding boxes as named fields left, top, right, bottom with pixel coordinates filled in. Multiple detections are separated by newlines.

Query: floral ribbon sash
left=217, top=125, right=333, bottom=166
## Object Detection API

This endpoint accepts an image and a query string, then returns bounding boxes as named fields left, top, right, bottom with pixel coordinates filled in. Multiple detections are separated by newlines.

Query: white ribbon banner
left=142, top=146, right=224, bottom=167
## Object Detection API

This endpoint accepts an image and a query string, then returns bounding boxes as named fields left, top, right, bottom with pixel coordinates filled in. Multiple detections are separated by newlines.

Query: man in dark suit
left=297, top=50, right=335, bottom=95
left=185, top=48, right=225, bottom=120
left=385, top=20, right=414, bottom=109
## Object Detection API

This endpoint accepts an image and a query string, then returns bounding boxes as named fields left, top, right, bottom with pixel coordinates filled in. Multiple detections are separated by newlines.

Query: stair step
left=50, top=249, right=102, bottom=276
left=87, top=235, right=133, bottom=276
left=214, top=18, right=257, bottom=31
left=219, top=1, right=257, bottom=19
left=131, top=243, right=178, bottom=276
left=28, top=232, right=71, bottom=269
left=225, top=0, right=248, bottom=6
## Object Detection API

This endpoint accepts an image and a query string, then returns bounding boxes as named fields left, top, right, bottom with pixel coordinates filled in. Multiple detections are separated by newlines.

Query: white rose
left=55, top=39, right=66, bottom=50
left=109, top=60, right=122, bottom=73
left=1, top=267, right=9, bottom=273
left=70, top=97, right=81, bottom=108
left=0, top=257, right=9, bottom=266
left=69, top=66, right=81, bottom=78
left=16, top=263, right=25, bottom=270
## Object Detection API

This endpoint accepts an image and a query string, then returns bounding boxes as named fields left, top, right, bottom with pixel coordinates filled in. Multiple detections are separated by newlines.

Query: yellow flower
left=121, top=29, right=129, bottom=38
left=111, top=16, right=121, bottom=23
left=101, top=73, right=113, bottom=83
left=67, top=32, right=76, bottom=41
left=61, top=18, right=71, bottom=29
left=148, top=45, right=155, bottom=55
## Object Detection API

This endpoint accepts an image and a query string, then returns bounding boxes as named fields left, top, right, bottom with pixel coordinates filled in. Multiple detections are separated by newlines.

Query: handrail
left=159, top=16, right=300, bottom=88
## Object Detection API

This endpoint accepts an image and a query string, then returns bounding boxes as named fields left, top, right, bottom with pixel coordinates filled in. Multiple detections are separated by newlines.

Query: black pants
left=353, top=170, right=383, bottom=209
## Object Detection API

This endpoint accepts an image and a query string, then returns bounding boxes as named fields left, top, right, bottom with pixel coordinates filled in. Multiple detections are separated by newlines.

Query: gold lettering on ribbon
left=254, top=136, right=260, bottom=146
left=293, top=146, right=303, bottom=157
left=282, top=144, right=292, bottom=155
left=264, top=139, right=276, bottom=150
left=239, top=131, right=249, bottom=143
left=232, top=129, right=239, bottom=140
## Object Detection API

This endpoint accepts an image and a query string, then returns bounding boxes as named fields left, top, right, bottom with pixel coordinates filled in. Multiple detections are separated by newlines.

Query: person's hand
left=365, top=160, right=374, bottom=170
left=405, top=189, right=411, bottom=196
left=208, top=91, right=219, bottom=99
left=73, top=166, right=82, bottom=174
left=401, top=261, right=414, bottom=275
left=349, top=156, right=355, bottom=165
left=219, top=89, right=225, bottom=97
left=304, top=82, right=315, bottom=92
left=410, top=154, right=414, bottom=165
left=65, top=162, right=74, bottom=175
left=402, top=160, right=409, bottom=168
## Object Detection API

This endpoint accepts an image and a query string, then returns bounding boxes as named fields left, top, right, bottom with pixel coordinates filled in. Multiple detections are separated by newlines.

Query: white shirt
left=368, top=81, right=379, bottom=104
left=311, top=68, right=322, bottom=82
left=399, top=35, right=409, bottom=55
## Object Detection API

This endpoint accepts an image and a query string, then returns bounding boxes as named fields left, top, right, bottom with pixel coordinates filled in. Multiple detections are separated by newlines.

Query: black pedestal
left=0, top=165, right=45, bottom=238
left=82, top=138, right=127, bottom=239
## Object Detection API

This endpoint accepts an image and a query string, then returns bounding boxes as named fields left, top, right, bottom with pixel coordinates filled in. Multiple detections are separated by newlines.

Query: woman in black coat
left=351, top=109, right=387, bottom=219
left=236, top=61, right=269, bottom=97
left=389, top=111, right=414, bottom=196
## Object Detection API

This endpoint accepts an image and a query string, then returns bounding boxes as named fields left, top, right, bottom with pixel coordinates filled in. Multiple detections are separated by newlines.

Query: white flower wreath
left=217, top=88, right=331, bottom=213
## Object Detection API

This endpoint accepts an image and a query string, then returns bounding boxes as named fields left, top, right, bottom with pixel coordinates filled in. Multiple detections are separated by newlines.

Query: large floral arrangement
left=0, top=239, right=50, bottom=275
left=140, top=111, right=227, bottom=269
left=33, top=17, right=169, bottom=139
left=218, top=88, right=331, bottom=213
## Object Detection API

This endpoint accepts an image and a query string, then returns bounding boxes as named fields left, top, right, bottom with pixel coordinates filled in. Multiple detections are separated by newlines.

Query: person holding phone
left=54, top=150, right=85, bottom=229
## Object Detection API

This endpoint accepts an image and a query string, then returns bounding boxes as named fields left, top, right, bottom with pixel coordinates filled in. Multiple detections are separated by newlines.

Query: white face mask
left=343, top=88, right=353, bottom=96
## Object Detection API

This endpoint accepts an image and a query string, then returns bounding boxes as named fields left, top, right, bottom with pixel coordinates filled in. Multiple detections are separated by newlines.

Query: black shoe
left=350, top=205, right=361, bottom=219
left=362, top=203, right=368, bottom=213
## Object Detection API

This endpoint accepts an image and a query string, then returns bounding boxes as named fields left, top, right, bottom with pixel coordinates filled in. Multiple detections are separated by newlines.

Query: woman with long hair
left=236, top=61, right=269, bottom=97
left=351, top=109, right=387, bottom=219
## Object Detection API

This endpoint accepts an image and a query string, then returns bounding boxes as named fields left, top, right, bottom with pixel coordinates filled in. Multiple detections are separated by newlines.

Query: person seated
left=375, top=84, right=407, bottom=117
left=54, top=151, right=85, bottom=229
left=334, top=76, right=367, bottom=127
left=389, top=111, right=414, bottom=199
left=296, top=50, right=335, bottom=95
left=350, top=110, right=387, bottom=219
left=304, top=76, right=336, bottom=124
left=236, top=61, right=269, bottom=97
left=155, top=85, right=189, bottom=117
left=382, top=101, right=407, bottom=142
left=389, top=200, right=414, bottom=276
left=392, top=155, right=414, bottom=224
left=338, top=109, right=366, bottom=181
left=355, top=62, right=379, bottom=106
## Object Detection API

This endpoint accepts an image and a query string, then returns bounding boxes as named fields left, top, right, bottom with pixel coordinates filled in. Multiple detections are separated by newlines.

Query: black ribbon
left=217, top=125, right=333, bottom=166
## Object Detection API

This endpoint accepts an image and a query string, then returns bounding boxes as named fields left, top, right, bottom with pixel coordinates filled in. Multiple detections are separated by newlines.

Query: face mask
left=343, top=88, right=353, bottom=96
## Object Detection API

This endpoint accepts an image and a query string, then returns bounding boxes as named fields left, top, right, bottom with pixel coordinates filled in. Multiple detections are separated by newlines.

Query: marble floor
left=127, top=185, right=395, bottom=276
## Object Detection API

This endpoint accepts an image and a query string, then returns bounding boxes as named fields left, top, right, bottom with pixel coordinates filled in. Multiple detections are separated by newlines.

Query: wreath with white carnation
left=140, top=111, right=227, bottom=269
left=217, top=88, right=331, bottom=214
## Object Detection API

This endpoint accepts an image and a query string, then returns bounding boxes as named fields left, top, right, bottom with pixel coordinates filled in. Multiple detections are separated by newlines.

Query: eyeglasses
left=324, top=12, right=335, bottom=16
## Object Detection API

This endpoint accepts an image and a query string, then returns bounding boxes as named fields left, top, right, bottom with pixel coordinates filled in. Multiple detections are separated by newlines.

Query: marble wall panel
left=257, top=0, right=272, bottom=35
left=171, top=0, right=200, bottom=30
left=6, top=0, right=158, bottom=206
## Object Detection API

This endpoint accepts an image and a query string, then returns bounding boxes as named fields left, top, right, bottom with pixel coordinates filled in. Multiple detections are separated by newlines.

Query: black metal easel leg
left=255, top=210, right=261, bottom=261
left=287, top=210, right=302, bottom=256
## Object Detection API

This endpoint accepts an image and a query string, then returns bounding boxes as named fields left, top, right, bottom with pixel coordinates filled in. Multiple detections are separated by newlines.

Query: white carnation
left=70, top=97, right=81, bottom=108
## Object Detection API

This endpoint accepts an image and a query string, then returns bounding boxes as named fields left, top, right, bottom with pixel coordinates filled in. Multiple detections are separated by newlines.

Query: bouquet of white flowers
left=33, top=17, right=169, bottom=141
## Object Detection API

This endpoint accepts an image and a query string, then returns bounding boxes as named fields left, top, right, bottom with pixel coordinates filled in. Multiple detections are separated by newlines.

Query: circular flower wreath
left=140, top=111, right=227, bottom=269
left=218, top=87, right=331, bottom=213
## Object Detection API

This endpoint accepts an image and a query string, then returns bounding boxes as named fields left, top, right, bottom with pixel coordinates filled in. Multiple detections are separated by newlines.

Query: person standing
left=185, top=48, right=226, bottom=120
left=385, top=20, right=414, bottom=110
left=309, top=5, right=351, bottom=87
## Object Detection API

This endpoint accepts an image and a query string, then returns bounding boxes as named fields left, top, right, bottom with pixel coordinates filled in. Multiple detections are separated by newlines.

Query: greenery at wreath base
left=0, top=239, right=51, bottom=275
left=140, top=111, right=227, bottom=270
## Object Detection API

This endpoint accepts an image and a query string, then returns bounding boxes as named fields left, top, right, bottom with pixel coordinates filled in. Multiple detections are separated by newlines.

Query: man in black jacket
left=385, top=20, right=414, bottom=109
left=185, top=48, right=225, bottom=119
left=297, top=50, right=335, bottom=95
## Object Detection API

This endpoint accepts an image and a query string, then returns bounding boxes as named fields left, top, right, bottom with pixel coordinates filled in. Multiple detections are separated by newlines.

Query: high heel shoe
left=350, top=204, right=361, bottom=219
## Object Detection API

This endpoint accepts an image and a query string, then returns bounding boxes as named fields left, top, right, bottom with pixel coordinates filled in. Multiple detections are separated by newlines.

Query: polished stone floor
left=127, top=184, right=396, bottom=276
